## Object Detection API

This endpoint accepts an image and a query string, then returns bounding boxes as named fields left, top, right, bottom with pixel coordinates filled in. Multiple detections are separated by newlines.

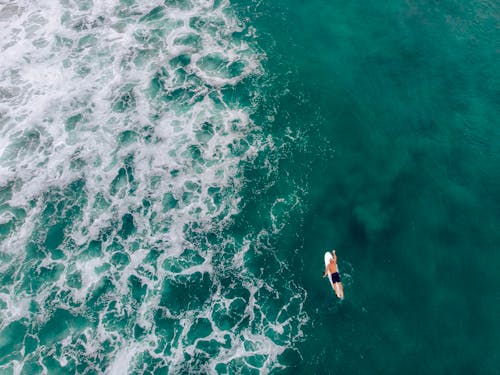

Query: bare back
left=327, top=259, right=338, bottom=274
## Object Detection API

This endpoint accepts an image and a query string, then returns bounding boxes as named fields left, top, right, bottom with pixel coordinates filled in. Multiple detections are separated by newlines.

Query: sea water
left=1, top=0, right=499, bottom=374
left=0, top=1, right=307, bottom=373
left=250, top=0, right=499, bottom=373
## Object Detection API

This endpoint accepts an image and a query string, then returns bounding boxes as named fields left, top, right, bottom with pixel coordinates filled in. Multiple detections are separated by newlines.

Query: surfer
left=323, top=250, right=344, bottom=299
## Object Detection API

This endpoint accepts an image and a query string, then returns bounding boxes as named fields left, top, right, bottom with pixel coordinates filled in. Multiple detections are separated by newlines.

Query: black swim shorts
left=331, top=272, right=341, bottom=283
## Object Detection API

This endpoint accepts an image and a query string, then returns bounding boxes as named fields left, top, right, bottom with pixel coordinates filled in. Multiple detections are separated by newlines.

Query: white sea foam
left=0, top=0, right=307, bottom=373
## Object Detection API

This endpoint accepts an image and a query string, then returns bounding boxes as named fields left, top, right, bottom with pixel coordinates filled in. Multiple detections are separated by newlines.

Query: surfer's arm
left=332, top=250, right=337, bottom=262
left=323, top=268, right=328, bottom=277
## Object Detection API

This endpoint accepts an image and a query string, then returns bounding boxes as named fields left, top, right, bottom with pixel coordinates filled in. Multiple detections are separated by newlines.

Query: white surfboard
left=324, top=251, right=344, bottom=299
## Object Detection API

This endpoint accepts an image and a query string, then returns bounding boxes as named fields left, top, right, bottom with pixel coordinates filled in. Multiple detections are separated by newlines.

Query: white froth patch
left=107, top=343, right=140, bottom=375
left=0, top=293, right=30, bottom=326
left=74, top=258, right=102, bottom=302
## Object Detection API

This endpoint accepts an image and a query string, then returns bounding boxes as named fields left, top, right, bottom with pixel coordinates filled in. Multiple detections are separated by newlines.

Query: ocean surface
left=0, top=0, right=498, bottom=374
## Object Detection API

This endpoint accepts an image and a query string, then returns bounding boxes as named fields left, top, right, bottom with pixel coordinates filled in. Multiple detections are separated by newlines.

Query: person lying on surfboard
left=323, top=250, right=344, bottom=299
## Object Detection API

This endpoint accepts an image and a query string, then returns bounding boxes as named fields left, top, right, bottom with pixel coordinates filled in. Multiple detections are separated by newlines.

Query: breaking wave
left=0, top=0, right=306, bottom=373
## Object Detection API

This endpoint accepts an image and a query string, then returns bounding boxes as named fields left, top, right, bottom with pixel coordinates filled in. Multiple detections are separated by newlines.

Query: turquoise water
left=0, top=0, right=498, bottom=374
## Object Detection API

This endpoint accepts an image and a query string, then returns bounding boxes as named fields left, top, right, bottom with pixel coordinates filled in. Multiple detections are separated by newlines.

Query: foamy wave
left=0, top=0, right=307, bottom=373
